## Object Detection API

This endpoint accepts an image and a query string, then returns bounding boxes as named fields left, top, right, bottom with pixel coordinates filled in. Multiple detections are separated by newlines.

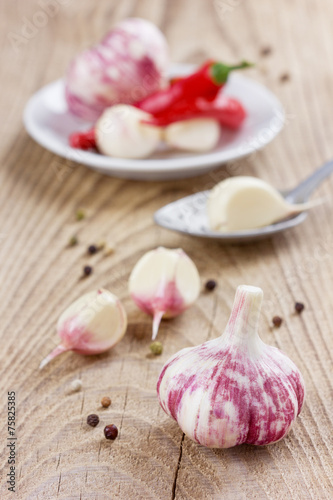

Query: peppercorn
left=260, top=46, right=272, bottom=57
left=83, top=265, right=93, bottom=277
left=68, top=379, right=82, bottom=393
left=205, top=280, right=217, bottom=291
left=87, top=414, right=99, bottom=427
left=68, top=235, right=78, bottom=247
left=295, top=302, right=305, bottom=314
left=88, top=244, right=98, bottom=255
left=272, top=316, right=283, bottom=328
left=97, top=240, right=106, bottom=250
left=76, top=208, right=86, bottom=221
left=279, top=73, right=290, bottom=83
left=104, top=424, right=118, bottom=440
left=101, top=396, right=111, bottom=408
left=150, top=341, right=163, bottom=355
left=104, top=244, right=115, bottom=256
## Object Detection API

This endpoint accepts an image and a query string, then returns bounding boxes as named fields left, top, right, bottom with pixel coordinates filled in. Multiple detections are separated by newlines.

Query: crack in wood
left=171, top=433, right=185, bottom=500
left=119, top=386, right=129, bottom=438
left=57, top=472, right=62, bottom=496
left=206, top=294, right=218, bottom=342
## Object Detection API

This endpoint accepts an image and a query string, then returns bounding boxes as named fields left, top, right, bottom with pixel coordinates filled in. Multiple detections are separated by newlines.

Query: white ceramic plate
left=23, top=64, right=285, bottom=181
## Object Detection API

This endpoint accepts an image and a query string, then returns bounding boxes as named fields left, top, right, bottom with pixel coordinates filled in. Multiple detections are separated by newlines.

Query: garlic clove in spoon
left=39, top=289, right=127, bottom=369
left=157, top=285, right=305, bottom=448
left=207, top=176, right=315, bottom=232
left=129, top=247, right=201, bottom=340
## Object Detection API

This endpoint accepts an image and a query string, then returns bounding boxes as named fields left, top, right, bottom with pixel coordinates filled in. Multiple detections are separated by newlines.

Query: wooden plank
left=0, top=0, right=332, bottom=498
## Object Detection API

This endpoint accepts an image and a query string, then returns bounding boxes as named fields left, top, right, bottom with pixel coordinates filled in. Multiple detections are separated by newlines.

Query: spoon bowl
left=154, top=159, right=333, bottom=242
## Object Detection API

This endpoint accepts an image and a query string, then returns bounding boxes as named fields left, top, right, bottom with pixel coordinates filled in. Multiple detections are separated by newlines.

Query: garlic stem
left=39, top=344, right=69, bottom=370
left=224, top=285, right=264, bottom=353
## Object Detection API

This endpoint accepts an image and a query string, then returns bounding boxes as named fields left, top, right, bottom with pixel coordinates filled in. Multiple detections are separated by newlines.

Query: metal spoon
left=154, top=159, right=333, bottom=242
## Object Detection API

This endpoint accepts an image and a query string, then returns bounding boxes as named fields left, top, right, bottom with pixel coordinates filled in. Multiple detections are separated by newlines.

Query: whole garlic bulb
left=157, top=285, right=305, bottom=448
left=40, top=289, right=127, bottom=369
left=65, top=18, right=169, bottom=121
left=129, top=247, right=201, bottom=340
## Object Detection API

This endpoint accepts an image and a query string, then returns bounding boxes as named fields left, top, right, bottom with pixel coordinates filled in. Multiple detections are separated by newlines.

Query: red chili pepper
left=143, top=96, right=246, bottom=129
left=135, top=60, right=252, bottom=116
left=69, top=129, right=96, bottom=150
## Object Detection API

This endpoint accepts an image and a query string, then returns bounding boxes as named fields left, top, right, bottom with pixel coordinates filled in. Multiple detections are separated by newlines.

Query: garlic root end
left=39, top=344, right=69, bottom=370
left=289, top=197, right=324, bottom=214
left=152, top=310, right=165, bottom=340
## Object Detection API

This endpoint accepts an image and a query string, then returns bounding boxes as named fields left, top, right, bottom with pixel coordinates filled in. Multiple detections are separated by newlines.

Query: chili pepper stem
left=211, top=60, right=253, bottom=84
left=39, top=344, right=69, bottom=370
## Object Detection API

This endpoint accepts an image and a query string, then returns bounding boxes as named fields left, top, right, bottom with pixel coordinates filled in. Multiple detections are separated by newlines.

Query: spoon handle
left=287, top=159, right=333, bottom=202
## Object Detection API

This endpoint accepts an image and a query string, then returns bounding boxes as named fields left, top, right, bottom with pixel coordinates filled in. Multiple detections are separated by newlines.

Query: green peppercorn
left=76, top=208, right=85, bottom=221
left=150, top=341, right=163, bottom=355
left=68, top=235, right=78, bottom=247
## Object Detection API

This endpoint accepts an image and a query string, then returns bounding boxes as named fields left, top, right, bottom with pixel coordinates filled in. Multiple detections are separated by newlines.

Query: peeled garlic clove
left=207, top=176, right=312, bottom=232
left=40, top=289, right=127, bottom=369
left=129, top=247, right=201, bottom=340
left=157, top=285, right=305, bottom=448
left=95, top=104, right=162, bottom=159
left=164, top=118, right=220, bottom=152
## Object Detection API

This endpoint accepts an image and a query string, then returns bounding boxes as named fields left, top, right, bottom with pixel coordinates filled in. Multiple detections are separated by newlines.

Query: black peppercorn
left=280, top=73, right=290, bottom=83
left=260, top=46, right=272, bottom=57
left=87, top=414, right=99, bottom=427
left=205, top=280, right=217, bottom=291
left=104, top=424, right=118, bottom=440
left=295, top=302, right=305, bottom=314
left=272, top=316, right=283, bottom=328
left=88, top=244, right=98, bottom=255
left=83, top=265, right=93, bottom=276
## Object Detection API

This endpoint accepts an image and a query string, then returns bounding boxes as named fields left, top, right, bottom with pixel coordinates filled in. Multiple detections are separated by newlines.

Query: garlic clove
left=95, top=104, right=162, bottom=159
left=207, top=176, right=314, bottom=232
left=129, top=247, right=201, bottom=340
left=39, top=288, right=127, bottom=369
left=157, top=285, right=305, bottom=448
left=164, top=118, right=220, bottom=152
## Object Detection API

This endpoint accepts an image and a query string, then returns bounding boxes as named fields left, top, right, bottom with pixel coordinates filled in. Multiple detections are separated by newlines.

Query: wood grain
left=0, top=0, right=333, bottom=498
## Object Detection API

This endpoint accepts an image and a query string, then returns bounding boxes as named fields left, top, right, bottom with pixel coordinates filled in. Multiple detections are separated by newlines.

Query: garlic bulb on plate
left=40, top=289, right=127, bottom=369
left=65, top=18, right=169, bottom=121
left=129, top=247, right=201, bottom=340
left=207, top=176, right=315, bottom=232
left=157, top=285, right=305, bottom=448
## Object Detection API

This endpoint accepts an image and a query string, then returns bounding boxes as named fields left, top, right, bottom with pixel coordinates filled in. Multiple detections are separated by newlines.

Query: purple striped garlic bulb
left=39, top=289, right=127, bottom=369
left=157, top=285, right=305, bottom=448
left=129, top=247, right=201, bottom=340
left=65, top=18, right=169, bottom=122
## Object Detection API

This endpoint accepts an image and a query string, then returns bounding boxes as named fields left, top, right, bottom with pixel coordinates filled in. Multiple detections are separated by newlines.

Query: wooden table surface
left=1, top=1, right=333, bottom=499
